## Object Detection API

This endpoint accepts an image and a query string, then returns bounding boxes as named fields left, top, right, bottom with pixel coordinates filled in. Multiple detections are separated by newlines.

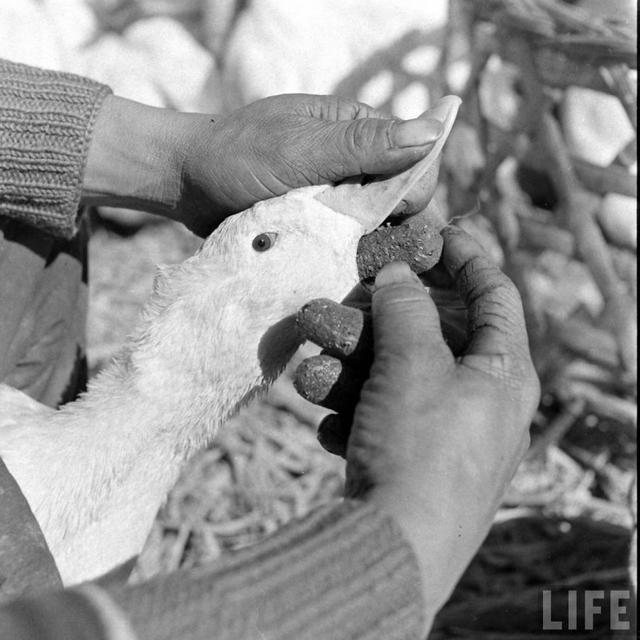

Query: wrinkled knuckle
left=335, top=96, right=367, bottom=119
left=470, top=309, right=520, bottom=338
left=346, top=119, right=378, bottom=157
left=479, top=353, right=533, bottom=391
left=458, top=256, right=490, bottom=294
left=494, top=354, right=522, bottom=384
left=460, top=256, right=516, bottom=299
left=484, top=276, right=517, bottom=305
left=321, top=95, right=343, bottom=120
left=497, top=275, right=523, bottom=309
left=458, top=254, right=491, bottom=279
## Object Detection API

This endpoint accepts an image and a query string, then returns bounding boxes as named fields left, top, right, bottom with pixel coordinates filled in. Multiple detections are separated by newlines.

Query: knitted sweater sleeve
left=0, top=501, right=426, bottom=640
left=0, top=58, right=111, bottom=239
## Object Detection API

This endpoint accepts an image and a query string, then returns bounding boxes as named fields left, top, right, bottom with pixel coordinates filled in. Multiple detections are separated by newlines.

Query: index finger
left=440, top=226, right=530, bottom=359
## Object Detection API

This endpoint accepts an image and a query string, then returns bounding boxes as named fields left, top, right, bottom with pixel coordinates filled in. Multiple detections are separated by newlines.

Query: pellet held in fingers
left=356, top=222, right=443, bottom=281
left=293, top=354, right=365, bottom=414
left=293, top=355, right=343, bottom=405
left=296, top=299, right=372, bottom=359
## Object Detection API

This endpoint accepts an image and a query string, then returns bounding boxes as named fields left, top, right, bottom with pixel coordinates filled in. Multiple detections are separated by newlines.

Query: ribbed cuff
left=111, top=500, right=425, bottom=640
left=0, top=58, right=112, bottom=238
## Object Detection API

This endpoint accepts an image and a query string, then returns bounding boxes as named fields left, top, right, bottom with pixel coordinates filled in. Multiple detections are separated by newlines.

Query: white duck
left=0, top=98, right=460, bottom=586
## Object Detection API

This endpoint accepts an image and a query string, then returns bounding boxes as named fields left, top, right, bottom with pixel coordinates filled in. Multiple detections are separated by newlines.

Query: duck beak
left=314, top=95, right=461, bottom=233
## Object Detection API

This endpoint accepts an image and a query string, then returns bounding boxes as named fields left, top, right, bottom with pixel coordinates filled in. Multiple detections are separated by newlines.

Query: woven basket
left=447, top=0, right=637, bottom=385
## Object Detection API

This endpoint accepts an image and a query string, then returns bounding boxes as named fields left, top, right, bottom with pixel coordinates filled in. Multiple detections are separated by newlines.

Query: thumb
left=322, top=116, right=443, bottom=176
left=371, top=263, right=454, bottom=377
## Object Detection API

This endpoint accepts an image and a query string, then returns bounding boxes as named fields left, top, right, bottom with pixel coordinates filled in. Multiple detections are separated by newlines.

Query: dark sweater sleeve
left=0, top=459, right=62, bottom=603
left=0, top=501, right=426, bottom=640
left=0, top=58, right=111, bottom=239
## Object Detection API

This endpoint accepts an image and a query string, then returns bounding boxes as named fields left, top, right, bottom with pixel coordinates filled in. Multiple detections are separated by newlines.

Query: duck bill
left=314, top=95, right=461, bottom=233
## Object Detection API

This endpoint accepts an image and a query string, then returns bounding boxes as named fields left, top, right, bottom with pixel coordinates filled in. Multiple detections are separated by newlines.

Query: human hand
left=82, top=94, right=444, bottom=236
left=296, top=227, right=539, bottom=628
left=179, top=94, right=446, bottom=235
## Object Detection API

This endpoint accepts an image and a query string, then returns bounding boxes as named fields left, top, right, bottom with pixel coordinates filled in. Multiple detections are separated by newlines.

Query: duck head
left=130, top=96, right=460, bottom=424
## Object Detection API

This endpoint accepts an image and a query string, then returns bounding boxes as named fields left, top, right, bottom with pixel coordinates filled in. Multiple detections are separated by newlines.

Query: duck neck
left=31, top=331, right=263, bottom=584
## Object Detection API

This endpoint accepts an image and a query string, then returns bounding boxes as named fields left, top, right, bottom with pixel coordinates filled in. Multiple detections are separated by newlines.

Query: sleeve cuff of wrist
left=110, top=499, right=426, bottom=640
left=0, top=59, right=112, bottom=239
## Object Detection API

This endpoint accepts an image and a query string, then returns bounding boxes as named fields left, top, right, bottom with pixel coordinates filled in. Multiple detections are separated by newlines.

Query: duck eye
left=252, top=232, right=277, bottom=252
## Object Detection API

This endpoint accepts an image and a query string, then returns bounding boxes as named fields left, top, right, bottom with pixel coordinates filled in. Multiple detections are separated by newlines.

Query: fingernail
left=374, top=262, right=419, bottom=289
left=428, top=97, right=457, bottom=124
left=392, top=118, right=443, bottom=148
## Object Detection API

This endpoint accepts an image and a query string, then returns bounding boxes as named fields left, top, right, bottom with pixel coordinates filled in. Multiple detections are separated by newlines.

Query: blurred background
left=1, top=1, right=636, bottom=636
